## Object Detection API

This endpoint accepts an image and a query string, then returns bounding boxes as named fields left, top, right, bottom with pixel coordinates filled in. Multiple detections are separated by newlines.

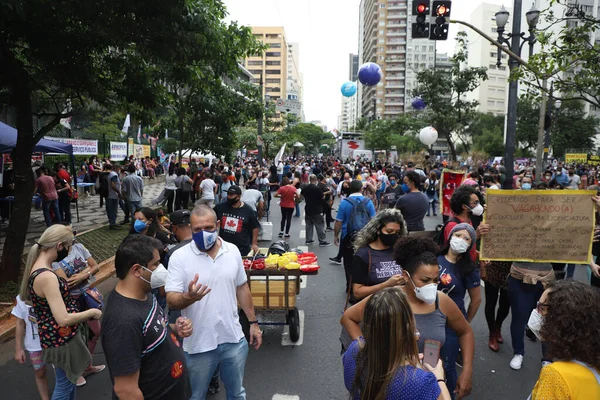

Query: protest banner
left=565, top=153, right=588, bottom=164
left=110, top=142, right=127, bottom=161
left=45, top=137, right=98, bottom=155
left=439, top=169, right=465, bottom=215
left=480, top=190, right=596, bottom=263
left=588, top=155, right=600, bottom=166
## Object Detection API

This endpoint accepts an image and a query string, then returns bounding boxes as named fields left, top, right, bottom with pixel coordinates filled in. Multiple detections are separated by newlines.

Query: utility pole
left=543, top=83, right=553, bottom=168
left=257, top=74, right=264, bottom=166
left=535, top=78, right=548, bottom=184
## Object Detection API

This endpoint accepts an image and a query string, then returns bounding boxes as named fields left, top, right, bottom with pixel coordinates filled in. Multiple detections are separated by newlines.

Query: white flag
left=275, top=144, right=286, bottom=165
left=60, top=116, right=72, bottom=130
left=165, top=129, right=169, bottom=139
left=137, top=124, right=141, bottom=144
left=121, top=114, right=130, bottom=138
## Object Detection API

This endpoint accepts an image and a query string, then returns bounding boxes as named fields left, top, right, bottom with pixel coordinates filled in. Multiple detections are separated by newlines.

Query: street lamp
left=494, top=1, right=540, bottom=189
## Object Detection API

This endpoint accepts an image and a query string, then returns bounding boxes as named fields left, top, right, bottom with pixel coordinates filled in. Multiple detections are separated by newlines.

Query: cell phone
left=423, top=339, right=441, bottom=368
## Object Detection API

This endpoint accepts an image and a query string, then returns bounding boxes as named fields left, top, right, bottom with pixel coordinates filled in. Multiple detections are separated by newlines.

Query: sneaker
left=278, top=232, right=284, bottom=238
left=83, top=364, right=106, bottom=377
left=208, top=377, right=220, bottom=394
left=319, top=242, right=332, bottom=247
left=510, top=354, right=524, bottom=370
left=329, top=257, right=342, bottom=265
left=526, top=327, right=537, bottom=342
left=284, top=234, right=290, bottom=238
left=76, top=376, right=87, bottom=387
left=306, top=240, right=315, bottom=245
left=542, top=361, right=552, bottom=368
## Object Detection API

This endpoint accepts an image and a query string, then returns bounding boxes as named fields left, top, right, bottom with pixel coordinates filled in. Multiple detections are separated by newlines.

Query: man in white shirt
left=166, top=205, right=262, bottom=400
left=197, top=172, right=217, bottom=208
left=241, top=185, right=265, bottom=219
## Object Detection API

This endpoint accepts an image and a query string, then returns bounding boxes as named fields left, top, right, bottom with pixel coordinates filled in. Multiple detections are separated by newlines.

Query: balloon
left=358, top=62, right=382, bottom=86
left=411, top=97, right=427, bottom=110
left=341, top=82, right=357, bottom=97
left=419, top=126, right=438, bottom=146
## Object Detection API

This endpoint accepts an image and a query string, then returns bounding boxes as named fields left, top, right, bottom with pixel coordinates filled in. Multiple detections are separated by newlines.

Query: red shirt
left=36, top=175, right=59, bottom=201
left=443, top=216, right=477, bottom=262
left=277, top=185, right=297, bottom=208
left=57, top=169, right=71, bottom=183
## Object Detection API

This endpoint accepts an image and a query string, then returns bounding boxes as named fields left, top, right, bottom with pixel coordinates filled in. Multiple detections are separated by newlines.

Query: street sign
left=275, top=98, right=302, bottom=114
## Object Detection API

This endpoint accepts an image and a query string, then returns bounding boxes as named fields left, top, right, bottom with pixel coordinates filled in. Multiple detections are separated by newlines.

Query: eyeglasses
left=468, top=201, right=481, bottom=206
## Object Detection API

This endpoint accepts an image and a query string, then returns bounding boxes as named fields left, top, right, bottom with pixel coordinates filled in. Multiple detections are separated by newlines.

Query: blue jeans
left=441, top=328, right=459, bottom=400
left=105, top=198, right=118, bottom=226
left=508, top=276, right=543, bottom=356
left=566, top=264, right=576, bottom=279
left=295, top=203, right=300, bottom=217
left=42, top=199, right=61, bottom=227
left=185, top=337, right=248, bottom=400
left=52, top=366, right=76, bottom=400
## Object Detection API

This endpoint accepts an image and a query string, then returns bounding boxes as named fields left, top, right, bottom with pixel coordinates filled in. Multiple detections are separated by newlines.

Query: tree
left=468, top=112, right=505, bottom=140
left=364, top=114, right=422, bottom=150
left=472, top=126, right=505, bottom=156
left=550, top=100, right=599, bottom=158
left=0, top=0, right=262, bottom=284
left=515, top=97, right=541, bottom=153
left=287, top=123, right=332, bottom=154
left=414, top=31, right=488, bottom=160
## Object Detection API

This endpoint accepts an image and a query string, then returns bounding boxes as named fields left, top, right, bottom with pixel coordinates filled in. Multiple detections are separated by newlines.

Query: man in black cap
left=164, top=209, right=193, bottom=268
left=214, top=185, right=260, bottom=256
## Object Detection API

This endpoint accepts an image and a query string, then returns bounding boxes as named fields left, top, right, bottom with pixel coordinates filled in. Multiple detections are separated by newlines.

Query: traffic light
left=430, top=1, right=451, bottom=40
left=412, top=1, right=430, bottom=39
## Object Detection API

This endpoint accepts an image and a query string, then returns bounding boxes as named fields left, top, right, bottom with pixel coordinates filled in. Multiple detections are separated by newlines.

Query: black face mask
left=227, top=196, right=240, bottom=206
left=380, top=232, right=400, bottom=247
left=56, top=247, right=69, bottom=262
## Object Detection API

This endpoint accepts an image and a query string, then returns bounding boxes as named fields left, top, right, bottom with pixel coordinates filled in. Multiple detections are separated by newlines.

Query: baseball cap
left=170, top=209, right=191, bottom=226
left=227, top=185, right=242, bottom=195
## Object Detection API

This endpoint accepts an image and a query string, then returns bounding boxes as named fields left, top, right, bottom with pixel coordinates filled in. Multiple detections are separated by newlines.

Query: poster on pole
left=439, top=169, right=465, bottom=216
left=133, top=144, right=151, bottom=159
left=110, top=142, right=128, bottom=161
left=480, top=190, right=596, bottom=263
left=45, top=137, right=98, bottom=155
left=340, top=139, right=365, bottom=160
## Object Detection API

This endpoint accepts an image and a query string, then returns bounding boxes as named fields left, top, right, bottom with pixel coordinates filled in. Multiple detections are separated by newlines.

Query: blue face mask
left=390, top=180, right=396, bottom=186
left=134, top=219, right=149, bottom=233
left=193, top=229, right=219, bottom=251
left=401, top=183, right=410, bottom=193
left=522, top=183, right=532, bottom=190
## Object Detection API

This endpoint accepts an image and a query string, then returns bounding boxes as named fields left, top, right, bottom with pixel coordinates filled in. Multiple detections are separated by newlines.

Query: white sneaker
left=510, top=354, right=524, bottom=370
left=542, top=361, right=552, bottom=368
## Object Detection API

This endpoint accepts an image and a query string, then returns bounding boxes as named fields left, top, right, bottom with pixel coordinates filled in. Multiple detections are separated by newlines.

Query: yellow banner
left=588, top=155, right=600, bottom=166
left=480, top=190, right=596, bottom=263
left=565, top=153, right=588, bottom=164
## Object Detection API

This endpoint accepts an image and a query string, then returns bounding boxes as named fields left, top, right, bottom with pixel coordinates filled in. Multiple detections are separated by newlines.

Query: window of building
left=266, top=34, right=281, bottom=39
left=491, top=27, right=497, bottom=33
left=378, top=46, right=384, bottom=52
left=489, top=64, right=496, bottom=70
left=379, top=21, right=385, bottom=26
left=380, top=3, right=385, bottom=8
left=379, top=29, right=384, bottom=34
left=487, top=100, right=495, bottom=107
left=269, top=43, right=282, bottom=48
left=249, top=69, right=263, bottom=75
left=265, top=69, right=281, bottom=75
left=247, top=60, right=263, bottom=66
left=267, top=87, right=281, bottom=93
left=490, top=52, right=497, bottom=58
left=378, top=55, right=384, bottom=60
left=422, top=45, right=427, bottom=52
left=498, top=65, right=506, bottom=71
left=266, top=60, right=281, bottom=66
left=266, top=78, right=280, bottom=84
left=378, top=38, right=384, bottom=43
left=266, top=52, right=281, bottom=57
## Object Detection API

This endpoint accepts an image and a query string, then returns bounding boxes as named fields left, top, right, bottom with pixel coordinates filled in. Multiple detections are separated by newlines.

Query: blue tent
left=0, top=121, right=73, bottom=154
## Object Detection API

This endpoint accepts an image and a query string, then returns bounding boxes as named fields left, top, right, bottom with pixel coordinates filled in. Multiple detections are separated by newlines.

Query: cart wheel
left=239, top=310, right=250, bottom=341
left=288, top=308, right=300, bottom=342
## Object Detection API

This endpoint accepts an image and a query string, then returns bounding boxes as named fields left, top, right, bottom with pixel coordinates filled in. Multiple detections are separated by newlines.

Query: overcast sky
left=224, top=0, right=507, bottom=131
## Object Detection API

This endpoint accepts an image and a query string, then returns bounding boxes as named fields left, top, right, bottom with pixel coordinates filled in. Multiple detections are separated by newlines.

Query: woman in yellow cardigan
left=530, top=280, right=600, bottom=399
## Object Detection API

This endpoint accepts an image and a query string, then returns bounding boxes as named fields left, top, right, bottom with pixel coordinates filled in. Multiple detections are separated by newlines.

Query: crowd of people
left=10, top=153, right=600, bottom=399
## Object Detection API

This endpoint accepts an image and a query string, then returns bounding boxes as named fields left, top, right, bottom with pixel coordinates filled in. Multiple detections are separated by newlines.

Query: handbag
left=82, top=287, right=104, bottom=310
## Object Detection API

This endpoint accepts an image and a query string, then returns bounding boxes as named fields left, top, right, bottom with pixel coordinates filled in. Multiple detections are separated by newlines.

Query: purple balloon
left=358, top=62, right=382, bottom=86
left=411, top=97, right=427, bottom=110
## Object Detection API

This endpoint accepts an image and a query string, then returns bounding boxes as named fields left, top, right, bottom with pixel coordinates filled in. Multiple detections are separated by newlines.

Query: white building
left=465, top=2, right=512, bottom=116
left=287, top=42, right=305, bottom=121
left=405, top=32, right=436, bottom=108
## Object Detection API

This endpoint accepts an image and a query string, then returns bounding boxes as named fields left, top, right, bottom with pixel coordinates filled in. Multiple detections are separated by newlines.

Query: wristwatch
left=248, top=320, right=259, bottom=325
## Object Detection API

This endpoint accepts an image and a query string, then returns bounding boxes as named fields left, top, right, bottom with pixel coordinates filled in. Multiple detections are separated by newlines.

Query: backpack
left=434, top=216, right=460, bottom=246
left=426, top=179, right=436, bottom=195
left=345, top=197, right=371, bottom=238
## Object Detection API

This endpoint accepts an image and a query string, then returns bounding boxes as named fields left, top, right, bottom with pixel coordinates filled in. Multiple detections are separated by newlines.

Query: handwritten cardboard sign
left=480, top=190, right=596, bottom=263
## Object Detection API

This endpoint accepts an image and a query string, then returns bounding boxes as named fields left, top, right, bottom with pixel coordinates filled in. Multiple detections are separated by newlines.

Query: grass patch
left=77, top=225, right=131, bottom=263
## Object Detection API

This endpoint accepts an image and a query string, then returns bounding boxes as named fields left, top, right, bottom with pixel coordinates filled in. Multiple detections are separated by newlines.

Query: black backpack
left=434, top=216, right=460, bottom=246
left=426, top=179, right=436, bottom=195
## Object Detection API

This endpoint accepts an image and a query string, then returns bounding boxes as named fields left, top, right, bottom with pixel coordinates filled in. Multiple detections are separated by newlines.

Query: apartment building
left=287, top=42, right=305, bottom=121
left=339, top=54, right=360, bottom=131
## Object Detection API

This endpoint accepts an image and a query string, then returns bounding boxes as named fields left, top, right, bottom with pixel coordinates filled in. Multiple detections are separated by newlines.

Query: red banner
left=440, top=169, right=465, bottom=216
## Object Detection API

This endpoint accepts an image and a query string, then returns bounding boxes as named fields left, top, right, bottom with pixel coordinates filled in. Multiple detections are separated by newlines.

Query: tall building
left=339, top=53, right=360, bottom=131
left=244, top=27, right=289, bottom=103
left=465, top=2, right=512, bottom=116
left=287, top=42, right=305, bottom=121
left=349, top=53, right=359, bottom=81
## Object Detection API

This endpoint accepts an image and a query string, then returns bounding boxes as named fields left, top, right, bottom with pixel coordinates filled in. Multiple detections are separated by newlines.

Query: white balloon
left=419, top=126, right=438, bottom=146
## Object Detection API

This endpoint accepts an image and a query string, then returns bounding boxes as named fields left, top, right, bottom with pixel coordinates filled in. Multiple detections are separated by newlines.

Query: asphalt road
left=0, top=201, right=589, bottom=400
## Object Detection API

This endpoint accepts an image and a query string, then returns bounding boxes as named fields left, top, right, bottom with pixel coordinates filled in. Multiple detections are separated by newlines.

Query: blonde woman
left=20, top=225, right=101, bottom=399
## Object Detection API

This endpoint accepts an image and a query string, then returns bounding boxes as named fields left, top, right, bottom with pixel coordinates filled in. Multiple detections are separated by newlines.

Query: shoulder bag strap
left=571, top=360, right=600, bottom=384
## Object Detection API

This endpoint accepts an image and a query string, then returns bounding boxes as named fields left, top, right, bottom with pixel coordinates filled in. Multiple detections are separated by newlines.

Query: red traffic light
left=417, top=3, right=427, bottom=13
left=436, top=5, right=448, bottom=15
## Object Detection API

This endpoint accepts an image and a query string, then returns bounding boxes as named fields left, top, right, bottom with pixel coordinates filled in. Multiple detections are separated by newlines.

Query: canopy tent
left=0, top=121, right=80, bottom=222
left=0, top=121, right=73, bottom=155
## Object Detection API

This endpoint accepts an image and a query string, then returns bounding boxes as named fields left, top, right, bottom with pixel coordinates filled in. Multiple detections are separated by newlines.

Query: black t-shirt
left=395, top=191, right=429, bottom=231
left=382, top=185, right=405, bottom=206
left=101, top=290, right=190, bottom=400
left=214, top=202, right=259, bottom=255
left=318, top=182, right=331, bottom=202
left=352, top=246, right=402, bottom=286
left=302, top=184, right=324, bottom=216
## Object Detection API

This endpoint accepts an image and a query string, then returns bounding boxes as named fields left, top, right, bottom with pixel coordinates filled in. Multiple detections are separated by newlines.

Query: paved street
left=0, top=198, right=589, bottom=400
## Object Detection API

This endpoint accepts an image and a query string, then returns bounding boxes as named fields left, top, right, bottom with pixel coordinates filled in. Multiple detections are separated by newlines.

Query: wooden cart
left=239, top=268, right=318, bottom=343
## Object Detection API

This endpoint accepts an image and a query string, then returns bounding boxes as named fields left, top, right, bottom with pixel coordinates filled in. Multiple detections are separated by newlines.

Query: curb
left=0, top=256, right=116, bottom=343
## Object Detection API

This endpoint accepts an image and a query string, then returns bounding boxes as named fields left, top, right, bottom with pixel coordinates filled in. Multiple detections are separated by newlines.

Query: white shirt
left=11, top=295, right=42, bottom=352
left=277, top=163, right=283, bottom=174
left=200, top=179, right=216, bottom=200
left=165, top=239, right=247, bottom=354
left=165, top=174, right=178, bottom=190
left=241, top=189, right=263, bottom=212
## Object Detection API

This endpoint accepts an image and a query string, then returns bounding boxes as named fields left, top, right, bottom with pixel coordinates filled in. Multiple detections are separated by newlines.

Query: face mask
left=450, top=236, right=470, bottom=254
left=380, top=232, right=399, bottom=247
left=140, top=264, right=168, bottom=289
left=401, top=183, right=410, bottom=193
left=56, top=246, right=69, bottom=262
left=134, top=219, right=149, bottom=233
left=470, top=203, right=484, bottom=216
left=390, top=180, right=396, bottom=186
left=521, top=183, right=532, bottom=190
left=527, top=308, right=544, bottom=341
left=407, top=272, right=438, bottom=305
left=193, top=229, right=219, bottom=251
left=227, top=196, right=240, bottom=206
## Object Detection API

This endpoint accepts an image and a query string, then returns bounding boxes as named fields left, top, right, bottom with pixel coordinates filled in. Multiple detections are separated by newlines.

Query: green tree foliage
left=0, top=0, right=263, bottom=283
left=364, top=115, right=422, bottom=151
left=287, top=123, right=332, bottom=154
left=472, top=126, right=505, bottom=156
left=468, top=112, right=505, bottom=140
left=551, top=100, right=599, bottom=158
left=515, top=97, right=541, bottom=153
left=414, top=31, right=488, bottom=160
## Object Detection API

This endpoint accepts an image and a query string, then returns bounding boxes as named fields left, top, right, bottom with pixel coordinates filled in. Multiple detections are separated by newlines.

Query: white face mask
left=141, top=264, right=168, bottom=289
left=470, top=203, right=484, bottom=216
left=527, top=308, right=544, bottom=341
left=407, top=272, right=438, bottom=305
left=450, top=236, right=470, bottom=254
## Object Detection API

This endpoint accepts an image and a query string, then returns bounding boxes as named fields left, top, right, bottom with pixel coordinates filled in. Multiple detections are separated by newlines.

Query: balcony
left=386, top=74, right=404, bottom=80
left=386, top=48, right=405, bottom=55
left=385, top=83, right=405, bottom=89
left=387, top=31, right=405, bottom=37
left=386, top=65, right=405, bottom=72
left=385, top=92, right=403, bottom=98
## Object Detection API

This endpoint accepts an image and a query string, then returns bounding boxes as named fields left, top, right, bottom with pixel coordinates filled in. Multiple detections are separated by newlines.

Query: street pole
left=257, top=74, right=264, bottom=166
left=535, top=78, right=548, bottom=184
left=504, top=0, right=523, bottom=189
left=543, top=84, right=553, bottom=168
